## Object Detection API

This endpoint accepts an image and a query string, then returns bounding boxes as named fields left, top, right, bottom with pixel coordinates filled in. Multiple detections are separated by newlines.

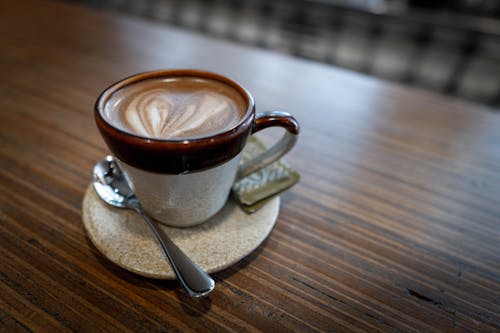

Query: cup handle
left=235, top=111, right=299, bottom=180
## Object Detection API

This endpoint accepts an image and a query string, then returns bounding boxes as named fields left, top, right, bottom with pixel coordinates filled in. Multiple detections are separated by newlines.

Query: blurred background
left=69, top=0, right=500, bottom=108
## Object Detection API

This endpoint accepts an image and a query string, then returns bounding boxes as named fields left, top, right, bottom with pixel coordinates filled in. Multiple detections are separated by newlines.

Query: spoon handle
left=134, top=207, right=215, bottom=297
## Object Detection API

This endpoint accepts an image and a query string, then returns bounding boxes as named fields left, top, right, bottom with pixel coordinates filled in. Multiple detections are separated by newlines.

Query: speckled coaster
left=82, top=185, right=280, bottom=279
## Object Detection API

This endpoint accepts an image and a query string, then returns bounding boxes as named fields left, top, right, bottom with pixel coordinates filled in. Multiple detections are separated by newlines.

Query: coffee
left=103, top=76, right=247, bottom=139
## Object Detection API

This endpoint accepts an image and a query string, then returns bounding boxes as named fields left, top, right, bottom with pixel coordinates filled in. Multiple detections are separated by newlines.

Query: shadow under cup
left=95, top=69, right=299, bottom=227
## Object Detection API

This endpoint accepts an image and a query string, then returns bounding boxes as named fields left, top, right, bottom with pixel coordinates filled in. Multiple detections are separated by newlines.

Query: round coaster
left=82, top=185, right=280, bottom=279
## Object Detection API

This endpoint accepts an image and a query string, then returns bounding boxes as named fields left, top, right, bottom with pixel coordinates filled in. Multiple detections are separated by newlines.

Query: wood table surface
left=1, top=1, right=500, bottom=332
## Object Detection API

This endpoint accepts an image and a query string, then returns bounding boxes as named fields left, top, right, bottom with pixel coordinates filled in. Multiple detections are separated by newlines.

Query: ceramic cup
left=95, top=69, right=299, bottom=227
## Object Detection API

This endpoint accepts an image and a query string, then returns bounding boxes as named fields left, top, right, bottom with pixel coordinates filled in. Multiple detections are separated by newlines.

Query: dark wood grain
left=1, top=0, right=499, bottom=332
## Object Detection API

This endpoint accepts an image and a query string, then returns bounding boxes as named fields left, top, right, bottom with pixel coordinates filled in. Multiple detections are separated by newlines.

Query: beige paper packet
left=232, top=137, right=300, bottom=213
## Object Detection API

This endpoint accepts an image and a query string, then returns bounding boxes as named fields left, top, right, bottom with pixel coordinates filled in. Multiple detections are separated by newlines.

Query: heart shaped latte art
left=123, top=89, right=173, bottom=138
left=122, top=89, right=239, bottom=139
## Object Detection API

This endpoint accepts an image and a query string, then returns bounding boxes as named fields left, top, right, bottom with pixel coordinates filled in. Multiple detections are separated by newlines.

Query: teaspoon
left=92, top=155, right=215, bottom=298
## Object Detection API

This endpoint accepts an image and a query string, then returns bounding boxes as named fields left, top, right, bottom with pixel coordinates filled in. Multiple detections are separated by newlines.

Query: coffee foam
left=103, top=77, right=246, bottom=139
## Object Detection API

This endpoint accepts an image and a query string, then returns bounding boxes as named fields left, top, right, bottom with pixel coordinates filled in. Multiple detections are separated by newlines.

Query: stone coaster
left=82, top=184, right=280, bottom=279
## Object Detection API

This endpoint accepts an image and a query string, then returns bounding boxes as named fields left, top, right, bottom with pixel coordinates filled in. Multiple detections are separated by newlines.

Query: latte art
left=122, top=89, right=239, bottom=138
left=125, top=88, right=172, bottom=138
left=103, top=77, right=246, bottom=139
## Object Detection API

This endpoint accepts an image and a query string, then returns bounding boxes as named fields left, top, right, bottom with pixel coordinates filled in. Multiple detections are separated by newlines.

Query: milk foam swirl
left=106, top=82, right=243, bottom=139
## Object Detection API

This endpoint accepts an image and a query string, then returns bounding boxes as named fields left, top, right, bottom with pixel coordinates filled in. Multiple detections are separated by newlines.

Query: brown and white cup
left=95, top=69, right=299, bottom=227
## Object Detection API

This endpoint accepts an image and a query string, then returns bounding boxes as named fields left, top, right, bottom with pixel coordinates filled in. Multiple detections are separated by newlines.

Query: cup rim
left=95, top=69, right=255, bottom=143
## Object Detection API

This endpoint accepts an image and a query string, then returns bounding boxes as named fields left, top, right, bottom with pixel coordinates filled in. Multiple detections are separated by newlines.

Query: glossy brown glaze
left=1, top=1, right=500, bottom=332
left=95, top=70, right=255, bottom=173
left=253, top=111, right=300, bottom=135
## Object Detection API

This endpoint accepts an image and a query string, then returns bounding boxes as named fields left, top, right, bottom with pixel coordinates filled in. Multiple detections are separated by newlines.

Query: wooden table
left=1, top=1, right=499, bottom=332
